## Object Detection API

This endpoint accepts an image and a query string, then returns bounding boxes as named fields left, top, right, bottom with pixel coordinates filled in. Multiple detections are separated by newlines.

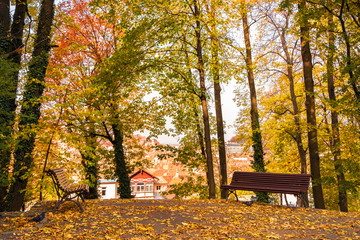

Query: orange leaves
left=51, top=0, right=121, bottom=74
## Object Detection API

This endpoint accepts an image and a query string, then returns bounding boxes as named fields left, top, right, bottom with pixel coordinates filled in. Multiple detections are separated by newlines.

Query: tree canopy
left=0, top=0, right=359, bottom=212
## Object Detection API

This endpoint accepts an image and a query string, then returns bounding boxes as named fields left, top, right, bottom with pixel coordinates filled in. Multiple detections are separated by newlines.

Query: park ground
left=1, top=199, right=360, bottom=239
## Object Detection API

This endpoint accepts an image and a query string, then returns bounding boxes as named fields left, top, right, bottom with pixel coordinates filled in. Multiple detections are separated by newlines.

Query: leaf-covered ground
left=1, top=199, right=359, bottom=239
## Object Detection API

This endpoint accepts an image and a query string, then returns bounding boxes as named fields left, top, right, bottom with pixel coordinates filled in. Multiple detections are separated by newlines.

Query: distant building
left=225, top=142, right=244, bottom=154
left=98, top=179, right=118, bottom=199
left=97, top=169, right=180, bottom=200
left=130, top=169, right=167, bottom=199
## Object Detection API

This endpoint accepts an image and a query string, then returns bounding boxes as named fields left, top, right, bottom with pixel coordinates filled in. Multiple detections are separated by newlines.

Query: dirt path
left=1, top=199, right=360, bottom=239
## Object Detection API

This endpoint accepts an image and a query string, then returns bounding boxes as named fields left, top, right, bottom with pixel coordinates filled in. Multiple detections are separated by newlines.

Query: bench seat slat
left=221, top=171, right=311, bottom=197
left=46, top=168, right=89, bottom=213
left=221, top=185, right=307, bottom=194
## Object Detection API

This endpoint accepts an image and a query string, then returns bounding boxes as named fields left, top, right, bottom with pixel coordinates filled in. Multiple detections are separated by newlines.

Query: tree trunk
left=327, top=15, right=348, bottom=212
left=0, top=0, right=10, bottom=45
left=81, top=152, right=99, bottom=199
left=81, top=129, right=99, bottom=199
left=209, top=1, right=227, bottom=200
left=112, top=123, right=132, bottom=199
left=0, top=0, right=27, bottom=211
left=337, top=0, right=359, bottom=101
left=6, top=0, right=55, bottom=211
left=241, top=6, right=268, bottom=203
left=277, top=18, right=308, bottom=206
left=214, top=80, right=228, bottom=199
left=298, top=0, right=325, bottom=209
left=195, top=109, right=206, bottom=160
left=193, top=0, right=216, bottom=199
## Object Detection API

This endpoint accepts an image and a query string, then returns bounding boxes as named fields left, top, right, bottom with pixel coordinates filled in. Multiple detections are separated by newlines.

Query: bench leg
left=284, top=194, right=289, bottom=207
left=52, top=195, right=67, bottom=214
left=297, top=193, right=309, bottom=208
left=52, top=200, right=62, bottom=214
left=80, top=193, right=85, bottom=203
left=227, top=190, right=238, bottom=201
left=52, top=194, right=85, bottom=213
left=69, top=199, right=84, bottom=213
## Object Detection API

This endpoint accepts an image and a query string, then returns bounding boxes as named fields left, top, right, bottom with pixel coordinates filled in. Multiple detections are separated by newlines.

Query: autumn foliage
left=1, top=0, right=360, bottom=215
left=1, top=199, right=360, bottom=239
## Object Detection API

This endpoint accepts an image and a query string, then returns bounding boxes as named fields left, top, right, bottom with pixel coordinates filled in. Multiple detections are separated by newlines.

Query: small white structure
left=98, top=179, right=118, bottom=199
left=225, top=142, right=244, bottom=154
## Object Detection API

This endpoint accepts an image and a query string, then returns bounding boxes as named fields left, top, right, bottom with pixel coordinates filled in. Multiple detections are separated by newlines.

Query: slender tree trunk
left=39, top=106, right=62, bottom=201
left=195, top=109, right=206, bottom=159
left=337, top=0, right=359, bottom=101
left=241, top=5, right=268, bottom=202
left=276, top=20, right=308, bottom=206
left=327, top=15, right=348, bottom=212
left=6, top=0, right=55, bottom=211
left=112, top=123, right=132, bottom=199
left=298, top=0, right=325, bottom=209
left=39, top=133, right=54, bottom=201
left=214, top=78, right=228, bottom=199
left=209, top=1, right=227, bottom=199
left=193, top=0, right=216, bottom=199
left=288, top=64, right=309, bottom=207
left=183, top=37, right=207, bottom=168
left=278, top=26, right=307, bottom=175
left=0, top=0, right=27, bottom=211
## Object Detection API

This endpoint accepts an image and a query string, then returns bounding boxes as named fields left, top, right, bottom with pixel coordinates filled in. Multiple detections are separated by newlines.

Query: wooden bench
left=46, top=168, right=89, bottom=213
left=221, top=171, right=311, bottom=208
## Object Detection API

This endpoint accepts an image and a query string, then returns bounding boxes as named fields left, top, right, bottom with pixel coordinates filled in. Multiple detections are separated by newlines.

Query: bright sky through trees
left=154, top=78, right=237, bottom=144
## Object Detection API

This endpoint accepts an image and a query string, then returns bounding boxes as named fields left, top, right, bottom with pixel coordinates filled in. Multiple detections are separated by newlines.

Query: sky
left=155, top=78, right=239, bottom=144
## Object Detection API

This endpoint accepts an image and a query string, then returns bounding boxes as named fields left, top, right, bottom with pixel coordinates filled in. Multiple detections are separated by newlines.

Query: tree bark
left=193, top=0, right=216, bottom=199
left=327, top=15, right=348, bottom=212
left=337, top=0, right=359, bottom=101
left=195, top=109, right=206, bottom=160
left=274, top=13, right=308, bottom=206
left=0, top=0, right=10, bottom=44
left=0, top=0, right=27, bottom=211
left=81, top=128, right=99, bottom=199
left=298, top=0, right=325, bottom=209
left=0, top=0, right=11, bottom=211
left=241, top=5, right=268, bottom=202
left=112, top=123, right=132, bottom=199
left=209, top=1, right=227, bottom=200
left=6, top=0, right=55, bottom=211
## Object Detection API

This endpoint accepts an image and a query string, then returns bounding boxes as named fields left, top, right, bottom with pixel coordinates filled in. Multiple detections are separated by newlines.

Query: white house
left=98, top=179, right=118, bottom=199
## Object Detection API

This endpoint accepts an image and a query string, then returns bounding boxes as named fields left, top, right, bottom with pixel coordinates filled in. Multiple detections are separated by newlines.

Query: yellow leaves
left=64, top=232, right=74, bottom=238
left=1, top=199, right=360, bottom=239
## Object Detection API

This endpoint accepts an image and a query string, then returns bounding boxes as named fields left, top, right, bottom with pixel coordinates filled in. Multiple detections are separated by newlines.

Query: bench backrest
left=231, top=171, right=311, bottom=193
left=47, top=168, right=72, bottom=193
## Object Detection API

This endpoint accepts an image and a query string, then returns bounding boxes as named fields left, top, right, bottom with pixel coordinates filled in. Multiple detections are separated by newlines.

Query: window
left=137, top=183, right=144, bottom=192
left=156, top=186, right=161, bottom=191
left=145, top=183, right=153, bottom=192
left=101, top=187, right=106, bottom=196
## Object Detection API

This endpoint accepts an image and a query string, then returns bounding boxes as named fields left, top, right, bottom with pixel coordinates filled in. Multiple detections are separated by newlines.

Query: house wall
left=98, top=182, right=117, bottom=199
left=131, top=181, right=155, bottom=199
left=130, top=170, right=158, bottom=199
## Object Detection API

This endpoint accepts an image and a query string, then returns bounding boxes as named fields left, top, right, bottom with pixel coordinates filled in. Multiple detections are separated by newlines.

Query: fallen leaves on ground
left=1, top=199, right=360, bottom=239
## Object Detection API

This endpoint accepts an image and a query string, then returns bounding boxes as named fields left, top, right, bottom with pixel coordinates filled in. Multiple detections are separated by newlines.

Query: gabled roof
left=130, top=169, right=159, bottom=180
